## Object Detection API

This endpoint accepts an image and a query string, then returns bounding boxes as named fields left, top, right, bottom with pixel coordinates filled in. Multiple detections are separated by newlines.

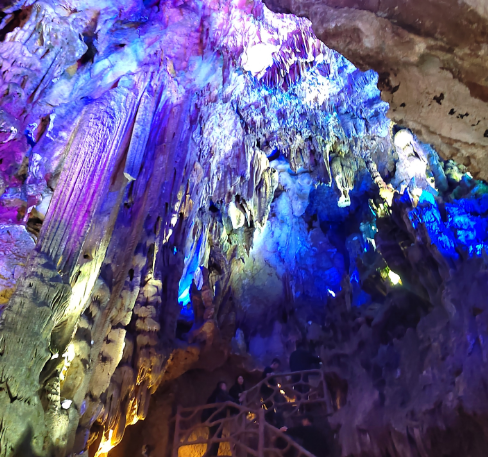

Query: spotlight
left=388, top=270, right=401, bottom=285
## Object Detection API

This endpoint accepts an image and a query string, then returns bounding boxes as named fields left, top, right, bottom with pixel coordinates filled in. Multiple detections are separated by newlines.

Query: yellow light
left=280, top=390, right=285, bottom=395
left=126, top=398, right=139, bottom=425
left=246, top=412, right=257, bottom=421
left=96, top=430, right=115, bottom=456
left=379, top=186, right=395, bottom=206
left=60, top=343, right=76, bottom=381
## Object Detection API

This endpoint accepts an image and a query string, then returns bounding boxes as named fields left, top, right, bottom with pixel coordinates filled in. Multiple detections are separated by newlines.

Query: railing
left=173, top=401, right=260, bottom=457
left=172, top=369, right=332, bottom=457
left=241, top=369, right=333, bottom=418
left=172, top=401, right=317, bottom=457
left=261, top=420, right=318, bottom=457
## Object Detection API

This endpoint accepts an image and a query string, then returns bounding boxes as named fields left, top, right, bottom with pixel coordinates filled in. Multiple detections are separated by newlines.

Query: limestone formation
left=263, top=0, right=488, bottom=180
left=0, top=1, right=485, bottom=457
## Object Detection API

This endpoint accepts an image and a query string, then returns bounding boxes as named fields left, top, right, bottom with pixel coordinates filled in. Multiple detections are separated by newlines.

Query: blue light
left=350, top=269, right=360, bottom=283
left=418, top=190, right=436, bottom=205
left=408, top=189, right=488, bottom=259
left=178, top=286, right=191, bottom=305
left=177, top=234, right=205, bottom=318
left=178, top=287, right=193, bottom=319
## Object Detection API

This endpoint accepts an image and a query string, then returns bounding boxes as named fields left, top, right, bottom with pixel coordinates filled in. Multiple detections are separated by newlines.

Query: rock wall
left=0, top=0, right=487, bottom=456
left=0, top=0, right=392, bottom=455
left=317, top=173, right=488, bottom=457
left=263, top=0, right=488, bottom=180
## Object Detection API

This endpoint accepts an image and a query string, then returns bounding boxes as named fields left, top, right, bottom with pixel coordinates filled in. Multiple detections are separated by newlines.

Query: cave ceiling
left=0, top=0, right=487, bottom=457
left=263, top=0, right=488, bottom=179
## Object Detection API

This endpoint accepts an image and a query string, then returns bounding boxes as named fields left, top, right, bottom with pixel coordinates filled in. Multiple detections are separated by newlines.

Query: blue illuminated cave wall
left=170, top=0, right=488, bottom=361
left=229, top=163, right=380, bottom=328
left=180, top=115, right=488, bottom=365
left=178, top=231, right=205, bottom=317
left=176, top=19, right=393, bottom=322
left=409, top=178, right=488, bottom=260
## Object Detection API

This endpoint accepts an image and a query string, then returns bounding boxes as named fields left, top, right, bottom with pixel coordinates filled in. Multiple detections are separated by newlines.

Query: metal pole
left=172, top=405, right=181, bottom=457
left=258, top=408, right=264, bottom=457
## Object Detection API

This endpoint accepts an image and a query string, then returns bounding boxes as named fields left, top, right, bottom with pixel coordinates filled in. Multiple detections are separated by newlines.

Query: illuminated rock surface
left=0, top=1, right=486, bottom=457
left=263, top=0, right=488, bottom=180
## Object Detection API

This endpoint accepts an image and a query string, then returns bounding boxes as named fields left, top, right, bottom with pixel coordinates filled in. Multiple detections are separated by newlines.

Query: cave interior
left=0, top=0, right=487, bottom=456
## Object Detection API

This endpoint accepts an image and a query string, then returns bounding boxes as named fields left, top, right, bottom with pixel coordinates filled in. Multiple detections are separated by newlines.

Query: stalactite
left=0, top=1, right=486, bottom=456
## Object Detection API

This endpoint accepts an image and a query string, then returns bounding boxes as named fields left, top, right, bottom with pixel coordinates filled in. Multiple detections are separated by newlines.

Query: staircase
left=172, top=369, right=333, bottom=457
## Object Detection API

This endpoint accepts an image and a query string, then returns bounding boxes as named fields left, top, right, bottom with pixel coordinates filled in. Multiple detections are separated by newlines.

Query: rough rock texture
left=0, top=0, right=486, bottom=457
left=316, top=178, right=488, bottom=457
left=0, top=0, right=393, bottom=455
left=263, top=0, right=488, bottom=180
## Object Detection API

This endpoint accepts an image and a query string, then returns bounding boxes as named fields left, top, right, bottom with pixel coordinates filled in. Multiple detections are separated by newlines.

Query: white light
left=327, top=289, right=336, bottom=297
left=394, top=130, right=414, bottom=149
left=63, top=344, right=76, bottom=363
left=242, top=42, right=279, bottom=75
left=388, top=270, right=401, bottom=285
left=51, top=353, right=59, bottom=359
left=61, top=399, right=72, bottom=409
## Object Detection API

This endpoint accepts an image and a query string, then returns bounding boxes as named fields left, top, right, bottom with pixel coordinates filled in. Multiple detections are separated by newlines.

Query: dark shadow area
left=12, top=426, right=42, bottom=457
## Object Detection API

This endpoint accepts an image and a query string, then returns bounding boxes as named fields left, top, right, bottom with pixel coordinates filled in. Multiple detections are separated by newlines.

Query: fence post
left=320, top=370, right=331, bottom=413
left=258, top=407, right=264, bottom=457
left=172, top=405, right=181, bottom=457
